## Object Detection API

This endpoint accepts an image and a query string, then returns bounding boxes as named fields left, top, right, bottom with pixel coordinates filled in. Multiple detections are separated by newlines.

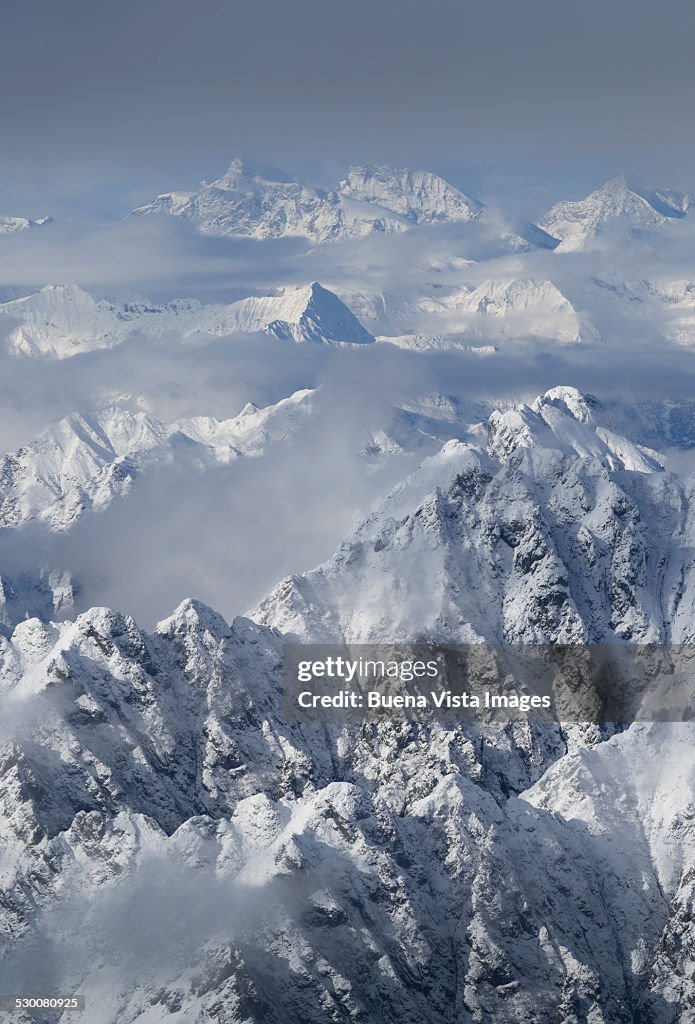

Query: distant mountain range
left=130, top=159, right=694, bottom=254
left=6, top=266, right=695, bottom=358
left=3, top=163, right=692, bottom=256
left=0, top=281, right=373, bottom=357
left=130, top=157, right=483, bottom=243
left=130, top=157, right=558, bottom=250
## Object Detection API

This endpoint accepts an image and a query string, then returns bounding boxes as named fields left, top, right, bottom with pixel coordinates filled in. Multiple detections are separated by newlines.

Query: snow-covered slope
left=255, top=386, right=695, bottom=644
left=338, top=163, right=483, bottom=223
left=524, top=720, right=695, bottom=1019
left=541, top=175, right=691, bottom=251
left=221, top=281, right=374, bottom=344
left=350, top=278, right=592, bottom=347
left=445, top=278, right=590, bottom=343
left=619, top=277, right=695, bottom=347
left=0, top=281, right=373, bottom=357
left=0, top=390, right=316, bottom=531
left=0, top=284, right=130, bottom=357
left=644, top=278, right=695, bottom=346
left=477, top=208, right=560, bottom=252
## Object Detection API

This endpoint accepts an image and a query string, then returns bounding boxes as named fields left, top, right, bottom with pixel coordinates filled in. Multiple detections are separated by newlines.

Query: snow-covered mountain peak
left=338, top=163, right=483, bottom=223
left=267, top=280, right=374, bottom=343
left=156, top=595, right=233, bottom=639
left=598, top=174, right=690, bottom=217
left=596, top=173, right=638, bottom=198
left=531, top=384, right=599, bottom=423
left=374, top=438, right=491, bottom=517
left=541, top=175, right=692, bottom=251
left=16, top=282, right=93, bottom=305
left=272, top=280, right=326, bottom=317
left=0, top=284, right=112, bottom=356
left=208, top=156, right=297, bottom=191
left=458, top=278, right=568, bottom=314
left=489, top=386, right=663, bottom=471
left=215, top=281, right=373, bottom=344
left=448, top=277, right=590, bottom=343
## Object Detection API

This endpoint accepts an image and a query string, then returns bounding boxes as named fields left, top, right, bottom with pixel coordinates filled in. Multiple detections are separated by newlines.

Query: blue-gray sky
left=2, top=0, right=694, bottom=213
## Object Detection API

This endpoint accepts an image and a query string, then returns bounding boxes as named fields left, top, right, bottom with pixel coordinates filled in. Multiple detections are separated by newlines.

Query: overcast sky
left=2, top=0, right=694, bottom=212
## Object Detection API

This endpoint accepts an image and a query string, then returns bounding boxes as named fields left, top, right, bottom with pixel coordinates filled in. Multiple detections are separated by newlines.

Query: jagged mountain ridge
left=1, top=595, right=694, bottom=1020
left=0, top=390, right=316, bottom=532
left=0, top=274, right=599, bottom=360
left=12, top=382, right=658, bottom=543
left=0, top=387, right=494, bottom=538
left=255, top=386, right=695, bottom=644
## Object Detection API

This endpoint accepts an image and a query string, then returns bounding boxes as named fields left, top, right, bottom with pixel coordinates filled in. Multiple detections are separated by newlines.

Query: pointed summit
left=209, top=157, right=297, bottom=191
left=541, top=174, right=691, bottom=251
left=263, top=281, right=374, bottom=344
